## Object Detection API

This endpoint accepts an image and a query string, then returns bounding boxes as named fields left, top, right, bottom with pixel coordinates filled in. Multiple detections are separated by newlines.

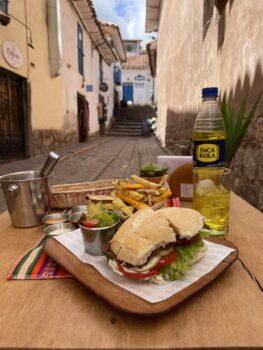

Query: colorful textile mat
left=7, top=235, right=72, bottom=280
left=7, top=197, right=180, bottom=281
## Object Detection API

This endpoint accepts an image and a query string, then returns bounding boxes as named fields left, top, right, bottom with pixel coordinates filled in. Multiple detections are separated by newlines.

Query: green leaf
left=234, top=96, right=247, bottom=134
left=221, top=93, right=261, bottom=167
left=140, top=161, right=168, bottom=177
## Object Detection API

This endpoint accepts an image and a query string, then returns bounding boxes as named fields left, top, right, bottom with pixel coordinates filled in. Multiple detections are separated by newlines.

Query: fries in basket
left=86, top=174, right=171, bottom=219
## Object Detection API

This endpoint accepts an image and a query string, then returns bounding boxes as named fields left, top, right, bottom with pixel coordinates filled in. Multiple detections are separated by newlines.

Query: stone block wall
left=32, top=129, right=78, bottom=156
left=231, top=115, right=263, bottom=210
left=155, top=0, right=263, bottom=211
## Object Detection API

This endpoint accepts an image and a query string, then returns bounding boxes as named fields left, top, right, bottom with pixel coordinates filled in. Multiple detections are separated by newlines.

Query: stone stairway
left=107, top=105, right=156, bottom=136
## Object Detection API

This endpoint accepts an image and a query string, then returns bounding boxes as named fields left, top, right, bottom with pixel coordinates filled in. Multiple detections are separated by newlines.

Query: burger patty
left=101, top=242, right=117, bottom=260
left=101, top=242, right=175, bottom=268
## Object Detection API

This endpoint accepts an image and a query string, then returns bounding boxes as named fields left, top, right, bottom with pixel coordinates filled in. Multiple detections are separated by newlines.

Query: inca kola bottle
left=192, top=87, right=229, bottom=234
left=192, top=87, right=226, bottom=170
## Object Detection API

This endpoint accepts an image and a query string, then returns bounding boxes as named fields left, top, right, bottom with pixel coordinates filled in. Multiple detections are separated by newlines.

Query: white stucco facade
left=61, top=1, right=116, bottom=135
left=122, top=68, right=153, bottom=105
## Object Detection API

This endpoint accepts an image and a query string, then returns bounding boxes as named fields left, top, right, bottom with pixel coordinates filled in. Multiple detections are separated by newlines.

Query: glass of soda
left=192, top=168, right=231, bottom=237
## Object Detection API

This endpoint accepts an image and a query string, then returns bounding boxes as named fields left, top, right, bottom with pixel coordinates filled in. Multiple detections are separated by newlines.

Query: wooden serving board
left=43, top=237, right=238, bottom=315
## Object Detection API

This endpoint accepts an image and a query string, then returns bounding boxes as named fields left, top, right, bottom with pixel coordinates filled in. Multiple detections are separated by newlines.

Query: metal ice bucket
left=0, top=170, right=53, bottom=228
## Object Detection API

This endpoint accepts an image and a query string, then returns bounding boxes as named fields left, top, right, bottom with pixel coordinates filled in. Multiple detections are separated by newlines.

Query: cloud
left=93, top=0, right=156, bottom=47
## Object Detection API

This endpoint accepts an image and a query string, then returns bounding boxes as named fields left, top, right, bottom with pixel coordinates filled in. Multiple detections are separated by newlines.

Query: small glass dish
left=42, top=213, right=69, bottom=225
left=44, top=222, right=75, bottom=236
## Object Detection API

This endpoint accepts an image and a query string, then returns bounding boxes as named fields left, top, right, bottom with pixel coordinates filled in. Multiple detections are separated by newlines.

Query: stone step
left=114, top=120, right=142, bottom=125
left=116, top=105, right=156, bottom=120
left=106, top=131, right=143, bottom=137
left=111, top=125, right=142, bottom=130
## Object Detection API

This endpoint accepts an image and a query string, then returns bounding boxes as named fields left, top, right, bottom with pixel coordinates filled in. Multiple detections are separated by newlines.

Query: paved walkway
left=0, top=135, right=171, bottom=213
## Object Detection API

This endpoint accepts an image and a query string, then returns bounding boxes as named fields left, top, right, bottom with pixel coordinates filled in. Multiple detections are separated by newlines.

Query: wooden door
left=0, top=68, right=27, bottom=161
left=77, top=94, right=89, bottom=142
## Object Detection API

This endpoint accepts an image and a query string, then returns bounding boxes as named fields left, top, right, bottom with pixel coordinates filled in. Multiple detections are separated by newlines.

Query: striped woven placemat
left=7, top=198, right=181, bottom=280
left=7, top=235, right=72, bottom=280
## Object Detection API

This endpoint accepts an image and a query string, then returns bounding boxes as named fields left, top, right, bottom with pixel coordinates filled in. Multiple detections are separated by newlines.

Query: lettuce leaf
left=94, top=211, right=119, bottom=227
left=160, top=239, right=205, bottom=281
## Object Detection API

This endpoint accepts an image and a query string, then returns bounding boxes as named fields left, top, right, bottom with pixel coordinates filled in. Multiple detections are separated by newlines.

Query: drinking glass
left=193, top=168, right=231, bottom=237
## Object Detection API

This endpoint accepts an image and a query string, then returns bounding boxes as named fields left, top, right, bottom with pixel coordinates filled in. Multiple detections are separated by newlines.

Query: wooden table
left=0, top=192, right=263, bottom=349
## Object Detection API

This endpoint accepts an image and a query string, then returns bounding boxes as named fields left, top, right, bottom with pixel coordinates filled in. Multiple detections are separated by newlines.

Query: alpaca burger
left=102, top=207, right=207, bottom=284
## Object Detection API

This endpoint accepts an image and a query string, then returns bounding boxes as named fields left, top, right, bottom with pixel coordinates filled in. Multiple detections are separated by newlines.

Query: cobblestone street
left=0, top=135, right=170, bottom=213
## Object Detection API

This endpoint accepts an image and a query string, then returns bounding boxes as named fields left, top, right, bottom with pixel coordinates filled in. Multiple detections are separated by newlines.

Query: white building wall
left=61, top=2, right=118, bottom=134
left=100, top=62, right=115, bottom=128
left=122, top=68, right=153, bottom=105
left=61, top=1, right=102, bottom=135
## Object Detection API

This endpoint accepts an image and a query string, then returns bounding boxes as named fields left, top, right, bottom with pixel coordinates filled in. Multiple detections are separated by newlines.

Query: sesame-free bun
left=157, top=207, right=204, bottom=239
left=110, top=207, right=204, bottom=266
left=111, top=208, right=176, bottom=266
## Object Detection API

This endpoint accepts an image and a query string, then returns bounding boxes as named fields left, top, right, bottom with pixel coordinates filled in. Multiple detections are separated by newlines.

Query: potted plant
left=140, top=161, right=168, bottom=183
left=221, top=93, right=261, bottom=167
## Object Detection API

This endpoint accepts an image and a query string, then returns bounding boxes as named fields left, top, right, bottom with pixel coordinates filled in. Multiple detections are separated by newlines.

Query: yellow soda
left=192, top=87, right=228, bottom=236
left=193, top=176, right=230, bottom=234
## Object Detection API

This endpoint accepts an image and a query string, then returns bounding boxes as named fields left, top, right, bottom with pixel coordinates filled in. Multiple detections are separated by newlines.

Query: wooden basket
left=50, top=179, right=116, bottom=209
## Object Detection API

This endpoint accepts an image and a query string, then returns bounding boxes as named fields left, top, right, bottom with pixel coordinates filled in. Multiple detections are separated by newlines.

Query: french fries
left=112, top=197, right=134, bottom=217
left=117, top=191, right=149, bottom=210
left=113, top=174, right=171, bottom=215
left=85, top=175, right=171, bottom=219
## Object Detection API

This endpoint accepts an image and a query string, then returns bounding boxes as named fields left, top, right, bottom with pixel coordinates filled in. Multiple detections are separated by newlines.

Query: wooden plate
left=43, top=237, right=238, bottom=315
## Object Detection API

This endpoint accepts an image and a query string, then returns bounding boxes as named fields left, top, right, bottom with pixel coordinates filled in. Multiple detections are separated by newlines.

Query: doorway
left=0, top=67, right=28, bottom=161
left=122, top=83, right=134, bottom=103
left=77, top=94, right=89, bottom=142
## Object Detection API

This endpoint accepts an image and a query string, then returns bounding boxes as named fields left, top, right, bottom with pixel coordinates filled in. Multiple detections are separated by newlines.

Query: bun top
left=110, top=207, right=204, bottom=266
left=157, top=207, right=204, bottom=239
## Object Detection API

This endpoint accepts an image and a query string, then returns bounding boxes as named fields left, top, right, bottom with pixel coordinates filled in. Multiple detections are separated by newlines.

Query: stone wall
left=32, top=129, right=78, bottom=156
left=231, top=115, right=263, bottom=210
left=155, top=0, right=263, bottom=210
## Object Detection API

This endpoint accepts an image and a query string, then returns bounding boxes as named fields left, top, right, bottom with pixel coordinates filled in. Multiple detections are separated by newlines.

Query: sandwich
left=102, top=207, right=207, bottom=284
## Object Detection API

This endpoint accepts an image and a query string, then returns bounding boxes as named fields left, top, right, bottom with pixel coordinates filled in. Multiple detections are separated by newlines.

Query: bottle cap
left=202, top=87, right=218, bottom=98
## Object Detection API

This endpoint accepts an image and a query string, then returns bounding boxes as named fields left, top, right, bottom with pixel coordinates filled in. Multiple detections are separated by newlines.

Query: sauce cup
left=71, top=205, right=89, bottom=214
left=79, top=218, right=120, bottom=256
left=42, top=212, right=69, bottom=225
left=44, top=222, right=75, bottom=236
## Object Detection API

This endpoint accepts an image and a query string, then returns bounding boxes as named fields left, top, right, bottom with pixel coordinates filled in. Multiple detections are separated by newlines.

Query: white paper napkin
left=54, top=229, right=235, bottom=303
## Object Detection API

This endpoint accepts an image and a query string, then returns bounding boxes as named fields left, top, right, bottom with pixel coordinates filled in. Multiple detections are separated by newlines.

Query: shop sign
left=86, top=84, right=93, bottom=92
left=2, top=40, right=23, bottom=69
left=99, top=82, right=109, bottom=92
left=134, top=74, right=145, bottom=81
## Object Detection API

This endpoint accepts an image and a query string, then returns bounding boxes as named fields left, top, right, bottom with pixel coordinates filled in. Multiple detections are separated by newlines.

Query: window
left=99, top=54, right=103, bottom=83
left=114, top=65, right=121, bottom=85
left=0, top=0, right=8, bottom=13
left=77, top=24, right=84, bottom=75
left=125, top=43, right=138, bottom=53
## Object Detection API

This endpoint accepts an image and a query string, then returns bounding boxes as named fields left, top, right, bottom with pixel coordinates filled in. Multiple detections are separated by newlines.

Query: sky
left=92, top=0, right=156, bottom=48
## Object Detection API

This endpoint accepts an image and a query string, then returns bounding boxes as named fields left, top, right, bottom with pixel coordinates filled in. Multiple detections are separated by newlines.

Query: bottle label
left=180, top=184, right=193, bottom=199
left=193, top=140, right=225, bottom=167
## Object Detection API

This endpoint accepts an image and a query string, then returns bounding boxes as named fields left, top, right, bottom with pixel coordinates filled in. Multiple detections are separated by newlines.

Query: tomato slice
left=154, top=250, right=177, bottom=269
left=117, top=262, right=159, bottom=280
left=82, top=219, right=100, bottom=228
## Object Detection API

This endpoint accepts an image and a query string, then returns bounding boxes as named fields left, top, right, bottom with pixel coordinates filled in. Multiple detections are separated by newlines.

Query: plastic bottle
left=192, top=87, right=229, bottom=234
left=192, top=87, right=226, bottom=170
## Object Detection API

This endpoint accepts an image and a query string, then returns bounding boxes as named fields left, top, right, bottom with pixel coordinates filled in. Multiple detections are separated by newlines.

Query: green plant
left=140, top=161, right=168, bottom=177
left=221, top=93, right=261, bottom=167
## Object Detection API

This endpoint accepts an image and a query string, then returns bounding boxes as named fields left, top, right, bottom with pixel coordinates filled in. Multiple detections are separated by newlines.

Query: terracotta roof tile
left=121, top=54, right=149, bottom=69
